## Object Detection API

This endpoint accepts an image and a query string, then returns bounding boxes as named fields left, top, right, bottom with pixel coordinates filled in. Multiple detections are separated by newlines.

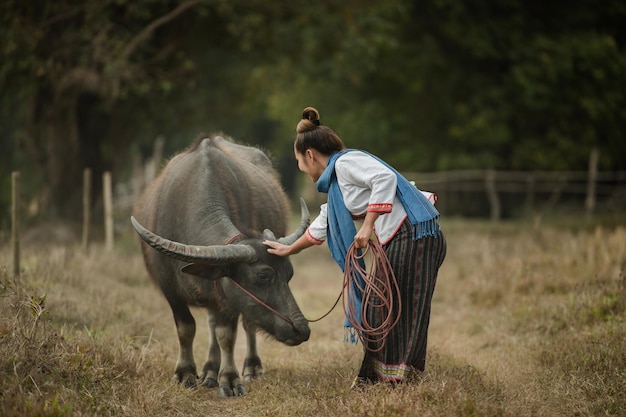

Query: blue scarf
left=316, top=149, right=440, bottom=341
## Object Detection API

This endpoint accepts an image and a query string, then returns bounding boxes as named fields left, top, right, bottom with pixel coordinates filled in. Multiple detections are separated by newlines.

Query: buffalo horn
left=130, top=216, right=257, bottom=264
left=277, top=197, right=310, bottom=246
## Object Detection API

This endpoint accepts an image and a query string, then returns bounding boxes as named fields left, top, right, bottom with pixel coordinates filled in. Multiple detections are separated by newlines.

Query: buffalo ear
left=181, top=263, right=221, bottom=279
left=262, top=229, right=277, bottom=241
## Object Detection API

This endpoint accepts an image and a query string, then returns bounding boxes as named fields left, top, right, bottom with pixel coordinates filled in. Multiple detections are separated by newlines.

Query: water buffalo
left=131, top=135, right=311, bottom=397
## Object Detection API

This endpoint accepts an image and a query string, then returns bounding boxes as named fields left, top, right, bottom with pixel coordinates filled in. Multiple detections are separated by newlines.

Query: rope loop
left=343, top=239, right=401, bottom=353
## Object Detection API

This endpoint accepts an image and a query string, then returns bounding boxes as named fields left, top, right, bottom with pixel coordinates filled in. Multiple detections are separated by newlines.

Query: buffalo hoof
left=218, top=385, right=246, bottom=397
left=174, top=363, right=198, bottom=388
left=200, top=376, right=218, bottom=389
left=243, top=357, right=264, bottom=382
left=243, top=366, right=265, bottom=382
left=173, top=372, right=198, bottom=388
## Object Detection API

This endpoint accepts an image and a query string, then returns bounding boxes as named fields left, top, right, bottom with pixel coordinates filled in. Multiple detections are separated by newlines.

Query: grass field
left=1, top=218, right=625, bottom=416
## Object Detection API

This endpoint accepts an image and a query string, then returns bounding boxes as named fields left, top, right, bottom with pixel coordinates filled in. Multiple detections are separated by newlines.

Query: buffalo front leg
left=215, top=316, right=245, bottom=397
left=199, top=311, right=221, bottom=389
left=242, top=318, right=264, bottom=382
left=169, top=300, right=197, bottom=387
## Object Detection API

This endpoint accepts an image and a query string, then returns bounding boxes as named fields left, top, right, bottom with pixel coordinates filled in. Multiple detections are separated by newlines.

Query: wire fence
left=7, top=156, right=626, bottom=278
left=404, top=169, right=626, bottom=220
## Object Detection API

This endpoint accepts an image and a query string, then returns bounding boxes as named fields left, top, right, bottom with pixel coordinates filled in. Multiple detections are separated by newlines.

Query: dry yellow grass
left=1, top=219, right=624, bottom=416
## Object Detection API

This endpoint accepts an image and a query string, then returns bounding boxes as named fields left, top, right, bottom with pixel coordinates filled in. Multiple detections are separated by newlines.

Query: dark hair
left=294, top=107, right=346, bottom=155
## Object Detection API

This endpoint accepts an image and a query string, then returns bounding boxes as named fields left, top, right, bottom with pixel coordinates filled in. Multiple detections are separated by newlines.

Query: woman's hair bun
left=302, top=107, right=320, bottom=124
left=295, top=105, right=345, bottom=153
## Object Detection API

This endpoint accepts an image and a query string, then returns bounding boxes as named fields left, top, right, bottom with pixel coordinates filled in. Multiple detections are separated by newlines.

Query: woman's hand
left=354, top=211, right=380, bottom=248
left=263, top=240, right=292, bottom=257
left=354, top=224, right=373, bottom=248
left=264, top=231, right=316, bottom=256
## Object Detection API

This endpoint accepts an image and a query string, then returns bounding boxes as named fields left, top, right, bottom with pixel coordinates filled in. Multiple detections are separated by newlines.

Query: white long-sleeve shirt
left=306, top=151, right=408, bottom=245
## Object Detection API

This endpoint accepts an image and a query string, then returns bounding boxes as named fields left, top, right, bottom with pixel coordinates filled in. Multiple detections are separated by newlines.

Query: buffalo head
left=130, top=198, right=311, bottom=346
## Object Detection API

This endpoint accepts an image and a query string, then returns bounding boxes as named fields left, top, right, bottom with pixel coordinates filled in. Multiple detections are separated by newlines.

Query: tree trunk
left=44, top=95, right=82, bottom=219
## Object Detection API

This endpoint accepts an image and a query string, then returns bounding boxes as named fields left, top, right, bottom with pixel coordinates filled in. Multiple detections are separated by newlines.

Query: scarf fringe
left=412, top=217, right=441, bottom=240
left=344, top=327, right=360, bottom=345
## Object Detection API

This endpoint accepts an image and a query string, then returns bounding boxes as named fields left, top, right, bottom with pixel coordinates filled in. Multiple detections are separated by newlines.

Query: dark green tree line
left=405, top=0, right=626, bottom=171
left=0, top=0, right=208, bottom=219
left=1, top=0, right=624, bottom=224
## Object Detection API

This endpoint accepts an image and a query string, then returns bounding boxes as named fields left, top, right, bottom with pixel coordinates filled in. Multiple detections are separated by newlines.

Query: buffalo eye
left=256, top=267, right=275, bottom=284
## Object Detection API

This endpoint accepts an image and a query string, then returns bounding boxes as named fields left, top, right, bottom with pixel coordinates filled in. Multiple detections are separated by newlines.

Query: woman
left=264, top=107, right=446, bottom=386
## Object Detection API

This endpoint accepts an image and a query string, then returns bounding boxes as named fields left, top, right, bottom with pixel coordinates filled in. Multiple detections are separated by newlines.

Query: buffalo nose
left=294, top=322, right=311, bottom=342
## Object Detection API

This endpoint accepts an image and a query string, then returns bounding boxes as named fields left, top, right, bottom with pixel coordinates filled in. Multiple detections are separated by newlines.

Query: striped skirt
left=357, top=219, right=447, bottom=383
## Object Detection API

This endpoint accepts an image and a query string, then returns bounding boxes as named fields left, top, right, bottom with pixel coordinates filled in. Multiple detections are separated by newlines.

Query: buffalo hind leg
left=169, top=300, right=197, bottom=387
left=199, top=311, right=221, bottom=388
left=242, top=318, right=264, bottom=381
left=215, top=316, right=245, bottom=397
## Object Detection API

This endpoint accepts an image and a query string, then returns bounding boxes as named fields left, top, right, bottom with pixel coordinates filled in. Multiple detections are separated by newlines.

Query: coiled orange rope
left=233, top=239, right=401, bottom=348
left=343, top=240, right=401, bottom=352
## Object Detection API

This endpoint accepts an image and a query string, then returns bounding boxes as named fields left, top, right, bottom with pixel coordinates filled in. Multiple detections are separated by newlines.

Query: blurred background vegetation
left=1, top=0, right=625, bottom=227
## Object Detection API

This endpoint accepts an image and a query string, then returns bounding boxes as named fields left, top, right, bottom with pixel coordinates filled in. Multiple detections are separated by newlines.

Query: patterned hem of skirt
left=370, top=359, right=424, bottom=383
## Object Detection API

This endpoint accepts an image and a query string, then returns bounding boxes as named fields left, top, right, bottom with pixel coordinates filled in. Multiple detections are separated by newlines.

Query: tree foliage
left=0, top=0, right=624, bottom=222
left=0, top=0, right=206, bottom=218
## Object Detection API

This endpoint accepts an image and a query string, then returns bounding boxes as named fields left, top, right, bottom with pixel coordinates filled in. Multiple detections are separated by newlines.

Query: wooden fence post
left=103, top=171, right=114, bottom=251
left=11, top=171, right=20, bottom=279
left=585, top=148, right=599, bottom=220
left=82, top=168, right=92, bottom=252
left=485, top=169, right=501, bottom=222
left=153, top=135, right=164, bottom=173
left=524, top=173, right=535, bottom=216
